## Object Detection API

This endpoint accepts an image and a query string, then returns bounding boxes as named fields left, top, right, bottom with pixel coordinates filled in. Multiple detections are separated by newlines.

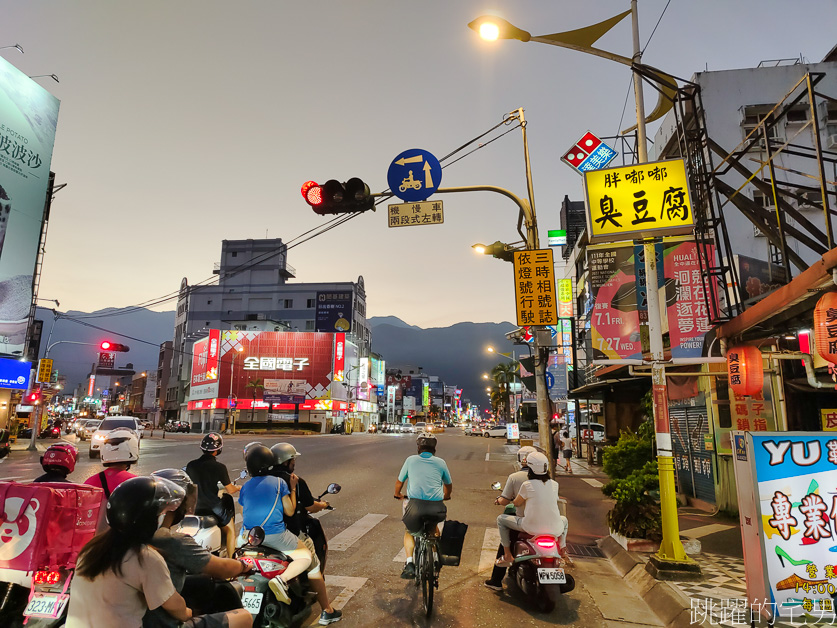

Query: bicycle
left=412, top=516, right=441, bottom=617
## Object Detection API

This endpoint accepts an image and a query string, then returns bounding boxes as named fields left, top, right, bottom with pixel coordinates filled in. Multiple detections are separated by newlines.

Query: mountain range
left=35, top=307, right=520, bottom=404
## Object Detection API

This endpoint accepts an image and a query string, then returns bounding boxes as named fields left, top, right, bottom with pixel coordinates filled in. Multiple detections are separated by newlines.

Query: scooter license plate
left=537, top=567, right=566, bottom=584
left=23, top=592, right=69, bottom=618
left=241, top=591, right=264, bottom=615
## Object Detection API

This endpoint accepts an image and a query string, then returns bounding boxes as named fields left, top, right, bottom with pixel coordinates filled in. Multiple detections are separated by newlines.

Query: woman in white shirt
left=495, top=452, right=568, bottom=567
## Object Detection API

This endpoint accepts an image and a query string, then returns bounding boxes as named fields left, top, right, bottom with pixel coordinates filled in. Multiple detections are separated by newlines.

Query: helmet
left=151, top=468, right=194, bottom=492
left=517, top=445, right=537, bottom=466
left=41, top=443, right=78, bottom=473
left=271, top=443, right=301, bottom=465
left=243, top=441, right=262, bottom=460
left=200, top=432, right=223, bottom=453
left=101, top=428, right=140, bottom=464
left=245, top=444, right=275, bottom=477
left=106, top=476, right=185, bottom=540
left=416, top=431, right=437, bottom=451
left=526, top=451, right=549, bottom=475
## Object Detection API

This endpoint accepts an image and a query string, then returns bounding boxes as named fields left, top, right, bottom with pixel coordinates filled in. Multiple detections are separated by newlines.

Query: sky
left=4, top=1, right=837, bottom=330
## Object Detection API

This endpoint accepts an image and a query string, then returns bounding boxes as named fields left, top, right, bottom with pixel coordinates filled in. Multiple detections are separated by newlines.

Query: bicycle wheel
left=421, top=539, right=435, bottom=617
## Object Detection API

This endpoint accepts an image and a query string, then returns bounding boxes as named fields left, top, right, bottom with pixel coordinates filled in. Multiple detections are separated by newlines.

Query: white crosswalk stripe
left=328, top=513, right=387, bottom=551
left=478, top=527, right=501, bottom=573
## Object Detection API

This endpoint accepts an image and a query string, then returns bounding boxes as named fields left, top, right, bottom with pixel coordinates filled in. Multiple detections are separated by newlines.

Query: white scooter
left=178, top=470, right=247, bottom=556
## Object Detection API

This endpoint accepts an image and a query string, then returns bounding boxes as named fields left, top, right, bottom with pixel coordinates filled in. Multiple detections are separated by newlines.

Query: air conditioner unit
left=827, top=134, right=837, bottom=149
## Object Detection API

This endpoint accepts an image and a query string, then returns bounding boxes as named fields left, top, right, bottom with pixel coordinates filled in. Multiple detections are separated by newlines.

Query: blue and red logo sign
left=561, top=131, right=617, bottom=174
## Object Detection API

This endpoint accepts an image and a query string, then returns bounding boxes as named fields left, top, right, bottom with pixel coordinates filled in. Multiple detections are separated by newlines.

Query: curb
left=597, top=536, right=697, bottom=628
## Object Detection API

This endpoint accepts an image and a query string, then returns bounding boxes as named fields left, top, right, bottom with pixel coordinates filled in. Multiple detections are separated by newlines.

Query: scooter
left=178, top=470, right=247, bottom=556
left=491, top=481, right=575, bottom=613
left=234, top=526, right=314, bottom=628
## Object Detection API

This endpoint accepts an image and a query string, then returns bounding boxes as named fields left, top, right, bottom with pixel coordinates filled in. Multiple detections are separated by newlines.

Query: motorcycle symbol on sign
left=399, top=170, right=422, bottom=193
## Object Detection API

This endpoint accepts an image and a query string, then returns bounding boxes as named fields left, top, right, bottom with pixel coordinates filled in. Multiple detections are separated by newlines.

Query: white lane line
left=310, top=509, right=333, bottom=520
left=1, top=476, right=25, bottom=480
left=582, top=478, right=604, bottom=488
left=328, top=514, right=387, bottom=551
left=683, top=523, right=734, bottom=538
left=306, top=575, right=367, bottom=624
left=485, top=452, right=490, bottom=461
left=393, top=547, right=407, bottom=562
left=478, top=527, right=501, bottom=573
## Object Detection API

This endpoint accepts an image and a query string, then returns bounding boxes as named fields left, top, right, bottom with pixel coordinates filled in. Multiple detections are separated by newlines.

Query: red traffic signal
left=100, top=341, right=129, bottom=352
left=28, top=391, right=40, bottom=403
left=301, top=181, right=322, bottom=207
left=301, top=178, right=373, bottom=215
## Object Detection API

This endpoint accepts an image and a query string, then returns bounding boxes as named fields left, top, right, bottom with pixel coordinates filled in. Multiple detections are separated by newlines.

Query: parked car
left=165, top=421, right=190, bottom=433
left=89, top=416, right=142, bottom=458
left=577, top=422, right=606, bottom=442
left=483, top=424, right=508, bottom=438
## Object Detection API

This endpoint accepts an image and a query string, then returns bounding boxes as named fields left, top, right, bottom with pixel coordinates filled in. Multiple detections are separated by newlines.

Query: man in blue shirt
left=394, top=432, right=452, bottom=579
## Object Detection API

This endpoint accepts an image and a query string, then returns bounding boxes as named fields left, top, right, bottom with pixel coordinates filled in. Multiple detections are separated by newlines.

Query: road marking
left=328, top=514, right=387, bottom=551
left=478, top=527, right=501, bottom=573
left=485, top=452, right=490, bottom=461
left=2, top=476, right=24, bottom=480
left=393, top=547, right=406, bottom=562
left=683, top=523, right=734, bottom=538
left=582, top=478, right=604, bottom=488
left=310, top=509, right=333, bottom=520
left=306, top=575, right=367, bottom=623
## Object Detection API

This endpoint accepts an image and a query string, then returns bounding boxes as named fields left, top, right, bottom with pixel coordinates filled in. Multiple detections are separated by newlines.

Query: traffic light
left=301, top=178, right=374, bottom=215
left=474, top=241, right=514, bottom=262
left=28, top=391, right=40, bottom=404
left=100, top=341, right=129, bottom=352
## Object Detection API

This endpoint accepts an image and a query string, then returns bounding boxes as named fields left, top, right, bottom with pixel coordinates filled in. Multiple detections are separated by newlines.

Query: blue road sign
left=387, top=148, right=442, bottom=202
left=545, top=371, right=555, bottom=390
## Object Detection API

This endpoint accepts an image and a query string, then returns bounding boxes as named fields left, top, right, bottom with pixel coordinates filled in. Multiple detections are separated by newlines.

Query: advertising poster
left=633, top=242, right=664, bottom=353
left=143, top=372, right=158, bottom=409
left=0, top=358, right=30, bottom=389
left=588, top=243, right=642, bottom=362
left=0, top=58, right=60, bottom=356
left=190, top=329, right=221, bottom=400
left=315, top=291, right=353, bottom=333
left=736, top=255, right=787, bottom=305
left=664, top=241, right=715, bottom=361
left=744, top=432, right=837, bottom=620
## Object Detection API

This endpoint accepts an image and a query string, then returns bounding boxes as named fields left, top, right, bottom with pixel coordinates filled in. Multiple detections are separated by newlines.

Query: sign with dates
left=584, top=159, right=694, bottom=243
left=512, top=249, right=557, bottom=327
left=388, top=200, right=444, bottom=228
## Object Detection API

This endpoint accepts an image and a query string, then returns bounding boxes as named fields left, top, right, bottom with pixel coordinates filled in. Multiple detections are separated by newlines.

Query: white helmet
left=101, top=428, right=140, bottom=464
left=517, top=446, right=537, bottom=466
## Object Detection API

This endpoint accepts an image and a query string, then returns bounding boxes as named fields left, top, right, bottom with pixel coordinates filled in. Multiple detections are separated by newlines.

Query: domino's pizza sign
left=561, top=131, right=617, bottom=175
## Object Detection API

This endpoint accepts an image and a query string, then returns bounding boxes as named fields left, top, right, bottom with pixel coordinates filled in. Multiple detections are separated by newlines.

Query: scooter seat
left=196, top=515, right=221, bottom=528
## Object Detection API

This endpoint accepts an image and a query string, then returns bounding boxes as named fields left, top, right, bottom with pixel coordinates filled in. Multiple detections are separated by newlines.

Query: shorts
left=402, top=498, right=447, bottom=534
left=261, top=529, right=301, bottom=554
left=182, top=612, right=230, bottom=628
left=300, top=533, right=321, bottom=575
left=563, top=449, right=573, bottom=459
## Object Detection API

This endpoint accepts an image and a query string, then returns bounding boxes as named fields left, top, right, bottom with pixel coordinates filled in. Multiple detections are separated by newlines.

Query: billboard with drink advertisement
left=0, top=57, right=60, bottom=357
left=190, top=329, right=221, bottom=400
left=315, top=291, right=353, bottom=333
left=588, top=243, right=642, bottom=362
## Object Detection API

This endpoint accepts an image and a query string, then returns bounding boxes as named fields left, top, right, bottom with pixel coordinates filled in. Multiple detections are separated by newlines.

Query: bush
left=602, top=461, right=662, bottom=540
left=601, top=417, right=654, bottom=480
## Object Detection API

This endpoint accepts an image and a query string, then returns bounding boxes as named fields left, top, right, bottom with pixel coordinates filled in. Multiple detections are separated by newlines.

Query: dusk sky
left=5, top=1, right=836, bottom=330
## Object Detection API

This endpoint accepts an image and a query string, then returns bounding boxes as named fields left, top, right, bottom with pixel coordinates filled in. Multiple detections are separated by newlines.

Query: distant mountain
left=34, top=307, right=175, bottom=392
left=368, top=316, right=420, bottom=330
left=370, top=320, right=519, bottom=405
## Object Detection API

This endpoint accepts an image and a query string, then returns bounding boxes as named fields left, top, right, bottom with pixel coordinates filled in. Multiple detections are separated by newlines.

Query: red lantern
left=814, top=292, right=837, bottom=364
left=727, top=345, right=763, bottom=396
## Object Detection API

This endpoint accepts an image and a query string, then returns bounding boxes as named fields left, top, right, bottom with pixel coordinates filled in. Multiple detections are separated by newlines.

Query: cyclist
left=84, top=428, right=139, bottom=497
left=34, top=442, right=78, bottom=483
left=393, top=431, right=452, bottom=579
left=185, top=432, right=239, bottom=558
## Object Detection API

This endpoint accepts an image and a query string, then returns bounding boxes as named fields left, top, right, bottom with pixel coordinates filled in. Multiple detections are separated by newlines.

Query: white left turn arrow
left=396, top=155, right=423, bottom=166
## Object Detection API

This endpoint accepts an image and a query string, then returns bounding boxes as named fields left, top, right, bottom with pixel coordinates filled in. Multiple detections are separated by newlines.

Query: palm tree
left=246, top=378, right=265, bottom=423
left=491, top=361, right=519, bottom=422
left=488, top=387, right=505, bottom=418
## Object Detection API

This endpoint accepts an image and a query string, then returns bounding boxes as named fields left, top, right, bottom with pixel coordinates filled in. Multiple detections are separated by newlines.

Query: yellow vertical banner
left=513, top=249, right=557, bottom=327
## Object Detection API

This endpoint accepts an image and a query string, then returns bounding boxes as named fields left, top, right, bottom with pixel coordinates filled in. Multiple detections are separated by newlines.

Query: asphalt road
left=2, top=429, right=658, bottom=627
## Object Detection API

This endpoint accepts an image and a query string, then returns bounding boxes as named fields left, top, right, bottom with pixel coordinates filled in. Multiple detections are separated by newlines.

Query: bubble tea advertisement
left=0, top=57, right=60, bottom=356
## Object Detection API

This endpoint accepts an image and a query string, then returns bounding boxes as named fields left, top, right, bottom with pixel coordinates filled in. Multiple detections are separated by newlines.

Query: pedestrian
left=561, top=430, right=573, bottom=474
left=551, top=424, right=562, bottom=467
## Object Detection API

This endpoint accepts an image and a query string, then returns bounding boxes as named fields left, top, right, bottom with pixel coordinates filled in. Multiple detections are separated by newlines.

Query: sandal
left=495, top=557, right=513, bottom=568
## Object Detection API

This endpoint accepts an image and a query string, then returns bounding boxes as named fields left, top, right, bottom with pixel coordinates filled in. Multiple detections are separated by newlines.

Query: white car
left=402, top=423, right=416, bottom=434
left=78, top=419, right=101, bottom=441
left=89, top=416, right=142, bottom=458
left=483, top=424, right=508, bottom=438
left=464, top=424, right=476, bottom=436
left=577, top=422, right=606, bottom=442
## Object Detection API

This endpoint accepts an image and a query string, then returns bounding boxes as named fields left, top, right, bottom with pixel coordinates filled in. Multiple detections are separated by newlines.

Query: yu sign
left=584, top=159, right=694, bottom=243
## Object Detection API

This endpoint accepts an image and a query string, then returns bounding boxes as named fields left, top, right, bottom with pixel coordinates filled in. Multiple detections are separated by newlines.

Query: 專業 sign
left=36, top=358, right=53, bottom=384
left=584, top=159, right=694, bottom=243
left=387, top=200, right=444, bottom=228
left=561, top=131, right=618, bottom=174
left=387, top=148, right=442, bottom=203
left=513, top=249, right=557, bottom=327
left=733, top=432, right=837, bottom=621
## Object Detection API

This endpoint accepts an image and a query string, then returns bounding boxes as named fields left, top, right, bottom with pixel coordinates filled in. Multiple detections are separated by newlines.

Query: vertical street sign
left=557, top=279, right=573, bottom=318
left=513, top=249, right=558, bottom=327
left=36, top=358, right=53, bottom=384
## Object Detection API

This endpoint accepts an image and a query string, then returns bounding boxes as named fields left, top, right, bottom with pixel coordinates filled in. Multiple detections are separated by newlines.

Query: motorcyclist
left=144, top=468, right=253, bottom=628
left=239, top=445, right=343, bottom=625
left=484, top=445, right=536, bottom=590
left=185, top=432, right=240, bottom=558
left=270, top=443, right=342, bottom=626
left=393, top=432, right=452, bottom=580
left=66, top=476, right=192, bottom=627
left=83, top=428, right=139, bottom=498
left=34, top=442, right=79, bottom=483
left=495, top=452, right=567, bottom=568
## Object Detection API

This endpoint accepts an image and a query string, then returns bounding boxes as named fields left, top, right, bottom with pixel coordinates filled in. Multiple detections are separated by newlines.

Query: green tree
left=246, top=378, right=265, bottom=422
left=490, top=361, right=519, bottom=421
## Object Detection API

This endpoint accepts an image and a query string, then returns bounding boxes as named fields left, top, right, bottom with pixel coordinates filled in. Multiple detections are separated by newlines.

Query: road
left=2, top=429, right=662, bottom=627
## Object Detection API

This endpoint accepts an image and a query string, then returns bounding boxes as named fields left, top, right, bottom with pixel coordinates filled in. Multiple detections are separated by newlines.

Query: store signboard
left=733, top=432, right=837, bottom=621
left=0, top=358, right=30, bottom=389
left=588, top=243, right=641, bottom=362
left=190, top=330, right=221, bottom=400
left=315, top=291, right=353, bottom=333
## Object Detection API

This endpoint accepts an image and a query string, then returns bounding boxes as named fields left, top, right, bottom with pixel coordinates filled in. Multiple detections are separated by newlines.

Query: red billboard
left=190, top=329, right=221, bottom=400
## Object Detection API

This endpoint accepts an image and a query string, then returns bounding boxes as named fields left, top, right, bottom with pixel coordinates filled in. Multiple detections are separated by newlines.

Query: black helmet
left=200, top=432, right=223, bottom=453
left=106, top=476, right=185, bottom=541
left=245, top=444, right=275, bottom=477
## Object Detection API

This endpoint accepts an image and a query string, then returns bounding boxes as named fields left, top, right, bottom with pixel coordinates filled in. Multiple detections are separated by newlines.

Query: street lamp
left=469, top=3, right=693, bottom=572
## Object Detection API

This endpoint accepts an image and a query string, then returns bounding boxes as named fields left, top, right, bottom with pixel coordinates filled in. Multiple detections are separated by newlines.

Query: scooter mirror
left=239, top=470, right=248, bottom=480
left=327, top=483, right=341, bottom=495
left=248, top=526, right=265, bottom=546
left=491, top=482, right=502, bottom=491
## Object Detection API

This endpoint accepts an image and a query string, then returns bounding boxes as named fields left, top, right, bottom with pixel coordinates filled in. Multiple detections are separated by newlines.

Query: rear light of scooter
left=534, top=536, right=557, bottom=550
left=255, top=558, right=288, bottom=579
left=33, top=570, right=61, bottom=585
